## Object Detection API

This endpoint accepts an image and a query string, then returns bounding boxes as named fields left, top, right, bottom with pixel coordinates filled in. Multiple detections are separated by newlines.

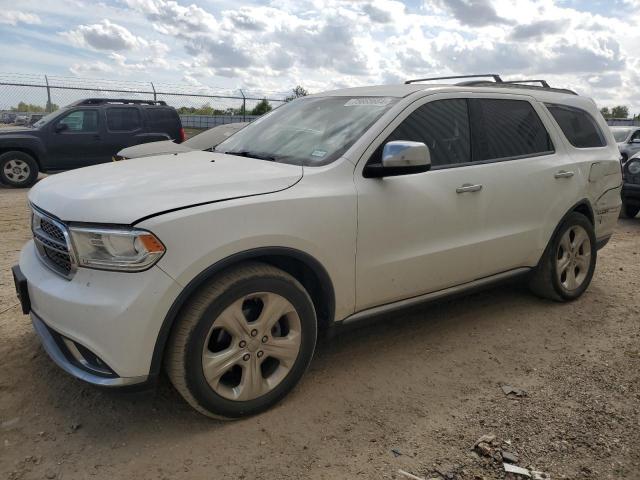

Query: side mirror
left=631, top=139, right=640, bottom=144
left=55, top=123, right=68, bottom=133
left=364, top=141, right=431, bottom=178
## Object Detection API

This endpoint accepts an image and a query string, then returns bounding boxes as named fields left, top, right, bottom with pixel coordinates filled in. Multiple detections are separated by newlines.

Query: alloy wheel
left=3, top=159, right=30, bottom=184
left=202, top=292, right=301, bottom=401
left=556, top=225, right=591, bottom=292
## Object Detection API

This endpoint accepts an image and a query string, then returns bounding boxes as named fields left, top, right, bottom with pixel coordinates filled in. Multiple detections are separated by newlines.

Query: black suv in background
left=0, top=99, right=184, bottom=188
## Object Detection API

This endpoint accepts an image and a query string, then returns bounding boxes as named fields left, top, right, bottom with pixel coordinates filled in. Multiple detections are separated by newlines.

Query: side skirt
left=335, top=267, right=531, bottom=329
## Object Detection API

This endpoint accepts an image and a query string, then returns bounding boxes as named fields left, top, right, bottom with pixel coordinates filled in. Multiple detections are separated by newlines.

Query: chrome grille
left=31, top=207, right=75, bottom=278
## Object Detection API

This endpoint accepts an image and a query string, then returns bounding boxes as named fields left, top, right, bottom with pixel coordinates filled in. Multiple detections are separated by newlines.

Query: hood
left=29, top=151, right=303, bottom=224
left=118, top=140, right=194, bottom=159
left=0, top=127, right=34, bottom=135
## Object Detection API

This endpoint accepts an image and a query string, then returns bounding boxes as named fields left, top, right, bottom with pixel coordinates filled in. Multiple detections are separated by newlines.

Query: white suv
left=13, top=76, right=622, bottom=418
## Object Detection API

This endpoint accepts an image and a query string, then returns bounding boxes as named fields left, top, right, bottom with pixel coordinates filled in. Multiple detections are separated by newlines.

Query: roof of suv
left=317, top=83, right=580, bottom=100
left=314, top=82, right=597, bottom=113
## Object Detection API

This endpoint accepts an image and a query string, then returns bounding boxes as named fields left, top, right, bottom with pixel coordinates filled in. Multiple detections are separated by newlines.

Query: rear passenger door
left=103, top=106, right=144, bottom=158
left=462, top=95, right=578, bottom=275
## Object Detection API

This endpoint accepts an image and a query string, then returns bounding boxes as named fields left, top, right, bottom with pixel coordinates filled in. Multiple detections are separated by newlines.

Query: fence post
left=44, top=75, right=53, bottom=112
left=150, top=82, right=157, bottom=102
left=239, top=89, right=246, bottom=122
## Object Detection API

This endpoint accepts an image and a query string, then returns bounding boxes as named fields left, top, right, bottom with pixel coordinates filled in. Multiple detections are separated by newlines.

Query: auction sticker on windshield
left=344, top=97, right=394, bottom=107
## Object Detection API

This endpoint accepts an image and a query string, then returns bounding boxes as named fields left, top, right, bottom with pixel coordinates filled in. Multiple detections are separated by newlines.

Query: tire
left=0, top=151, right=39, bottom=188
left=623, top=202, right=639, bottom=219
left=529, top=212, right=597, bottom=302
left=165, top=262, right=317, bottom=419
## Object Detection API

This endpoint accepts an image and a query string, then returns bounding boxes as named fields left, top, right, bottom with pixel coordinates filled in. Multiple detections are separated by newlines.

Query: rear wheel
left=165, top=263, right=317, bottom=418
left=529, top=212, right=596, bottom=301
left=623, top=202, right=639, bottom=218
left=0, top=151, right=38, bottom=188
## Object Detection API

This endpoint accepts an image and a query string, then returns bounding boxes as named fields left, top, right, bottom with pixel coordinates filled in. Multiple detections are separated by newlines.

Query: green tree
left=611, top=105, right=629, bottom=119
left=11, top=101, right=47, bottom=112
left=600, top=107, right=611, bottom=119
left=251, top=98, right=272, bottom=116
left=285, top=85, right=309, bottom=102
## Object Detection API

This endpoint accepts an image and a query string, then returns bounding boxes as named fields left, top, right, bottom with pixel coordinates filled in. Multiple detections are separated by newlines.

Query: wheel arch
left=0, top=146, right=42, bottom=170
left=149, top=247, right=336, bottom=378
left=539, top=198, right=595, bottom=263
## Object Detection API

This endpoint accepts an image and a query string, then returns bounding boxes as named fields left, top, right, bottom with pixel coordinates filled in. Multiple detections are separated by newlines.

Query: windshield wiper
left=223, top=150, right=278, bottom=161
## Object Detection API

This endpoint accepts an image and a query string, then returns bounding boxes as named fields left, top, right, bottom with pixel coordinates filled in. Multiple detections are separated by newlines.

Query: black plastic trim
left=148, top=247, right=335, bottom=377
left=363, top=162, right=431, bottom=178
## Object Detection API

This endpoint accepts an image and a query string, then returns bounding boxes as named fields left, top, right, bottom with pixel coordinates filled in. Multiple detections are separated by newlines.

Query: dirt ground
left=0, top=184, right=638, bottom=480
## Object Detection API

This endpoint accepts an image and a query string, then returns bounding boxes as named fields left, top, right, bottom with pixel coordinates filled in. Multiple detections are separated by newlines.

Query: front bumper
left=31, top=311, right=147, bottom=387
left=18, top=240, right=182, bottom=384
left=622, top=182, right=640, bottom=205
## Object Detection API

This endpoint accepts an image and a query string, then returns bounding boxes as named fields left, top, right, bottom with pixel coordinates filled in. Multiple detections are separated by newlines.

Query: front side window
left=216, top=96, right=398, bottom=166
left=370, top=99, right=471, bottom=167
left=630, top=129, right=640, bottom=142
left=107, top=108, right=141, bottom=132
left=546, top=104, right=606, bottom=148
left=470, top=99, right=553, bottom=161
left=58, top=110, right=98, bottom=133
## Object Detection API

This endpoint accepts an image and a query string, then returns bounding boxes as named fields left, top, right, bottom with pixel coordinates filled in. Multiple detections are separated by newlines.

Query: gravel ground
left=0, top=184, right=639, bottom=480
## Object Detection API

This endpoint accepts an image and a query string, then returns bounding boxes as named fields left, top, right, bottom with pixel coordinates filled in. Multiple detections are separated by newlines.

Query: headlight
left=69, top=226, right=165, bottom=272
left=628, top=160, right=640, bottom=175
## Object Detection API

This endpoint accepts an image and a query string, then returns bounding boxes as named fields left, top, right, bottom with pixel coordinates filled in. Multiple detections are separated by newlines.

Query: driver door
left=354, top=96, right=484, bottom=311
left=47, top=109, right=105, bottom=169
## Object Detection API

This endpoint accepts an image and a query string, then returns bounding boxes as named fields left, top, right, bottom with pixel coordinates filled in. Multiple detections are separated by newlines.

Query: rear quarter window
left=545, top=104, right=606, bottom=148
left=145, top=107, right=181, bottom=131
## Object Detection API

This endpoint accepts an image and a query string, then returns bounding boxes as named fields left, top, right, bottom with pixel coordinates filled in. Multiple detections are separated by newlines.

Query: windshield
left=32, top=110, right=65, bottom=129
left=215, top=96, right=398, bottom=166
left=612, top=129, right=632, bottom=142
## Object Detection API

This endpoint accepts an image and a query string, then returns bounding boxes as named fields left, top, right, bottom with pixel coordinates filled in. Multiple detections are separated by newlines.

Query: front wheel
left=529, top=212, right=597, bottom=301
left=0, top=151, right=39, bottom=188
left=165, top=263, right=317, bottom=418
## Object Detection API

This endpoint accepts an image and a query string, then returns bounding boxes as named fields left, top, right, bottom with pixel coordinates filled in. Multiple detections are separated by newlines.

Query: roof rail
left=454, top=80, right=578, bottom=96
left=70, top=98, right=168, bottom=106
left=503, top=79, right=550, bottom=88
left=405, top=74, right=503, bottom=85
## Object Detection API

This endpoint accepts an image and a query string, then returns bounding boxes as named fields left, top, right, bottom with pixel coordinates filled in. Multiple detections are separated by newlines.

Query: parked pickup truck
left=0, top=98, right=184, bottom=188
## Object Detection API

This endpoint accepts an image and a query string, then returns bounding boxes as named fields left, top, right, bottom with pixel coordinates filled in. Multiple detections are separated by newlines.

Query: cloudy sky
left=1, top=0, right=639, bottom=109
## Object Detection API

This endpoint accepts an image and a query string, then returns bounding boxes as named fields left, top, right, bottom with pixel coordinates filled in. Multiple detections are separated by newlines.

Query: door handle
left=456, top=183, right=483, bottom=193
left=554, top=170, right=574, bottom=179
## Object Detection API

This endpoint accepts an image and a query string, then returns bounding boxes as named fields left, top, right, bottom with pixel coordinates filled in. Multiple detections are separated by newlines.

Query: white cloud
left=9, top=0, right=640, bottom=111
left=0, top=10, right=41, bottom=26
left=62, top=19, right=151, bottom=51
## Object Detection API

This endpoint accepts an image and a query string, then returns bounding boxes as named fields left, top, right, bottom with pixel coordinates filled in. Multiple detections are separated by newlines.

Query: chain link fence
left=0, top=73, right=288, bottom=129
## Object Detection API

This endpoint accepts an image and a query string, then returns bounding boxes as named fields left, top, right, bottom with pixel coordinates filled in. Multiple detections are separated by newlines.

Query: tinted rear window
left=146, top=107, right=180, bottom=129
left=546, top=104, right=605, bottom=148
left=470, top=99, right=553, bottom=161
left=106, top=107, right=141, bottom=131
